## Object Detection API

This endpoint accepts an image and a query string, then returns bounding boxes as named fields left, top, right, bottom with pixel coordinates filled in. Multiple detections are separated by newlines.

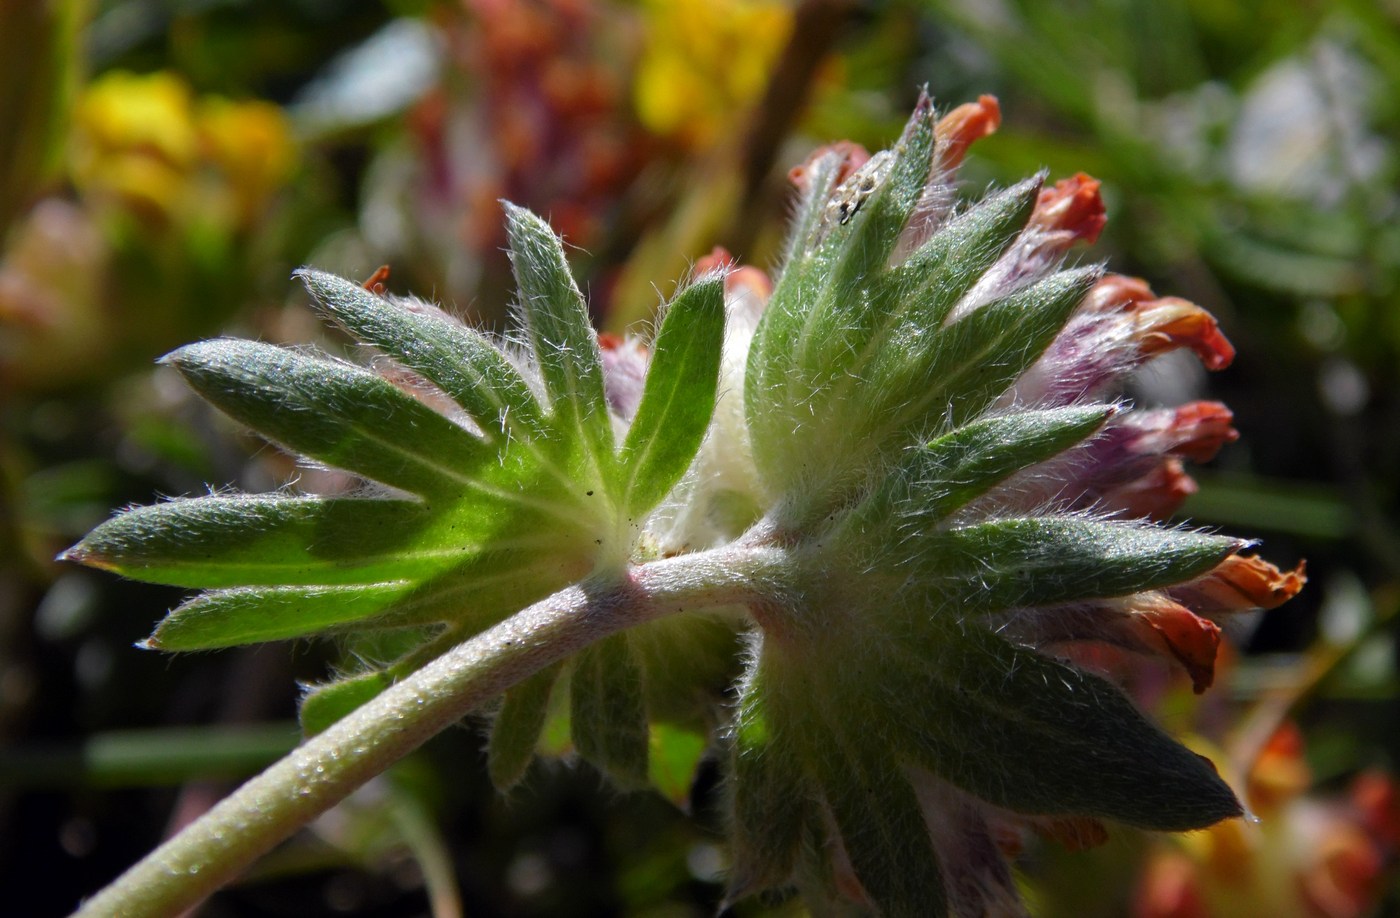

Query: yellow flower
left=70, top=71, right=199, bottom=220
left=633, top=0, right=791, bottom=148
left=70, top=70, right=295, bottom=231
left=196, top=97, right=295, bottom=229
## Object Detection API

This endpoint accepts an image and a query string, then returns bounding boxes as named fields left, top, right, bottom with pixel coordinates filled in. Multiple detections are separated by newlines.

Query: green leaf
left=826, top=93, right=935, bottom=298
left=618, top=276, right=725, bottom=516
left=297, top=269, right=547, bottom=440
left=569, top=632, right=649, bottom=789
left=487, top=662, right=562, bottom=792
left=912, top=405, right=1112, bottom=516
left=745, top=137, right=1074, bottom=510
left=877, top=265, right=1100, bottom=433
left=727, top=664, right=812, bottom=898
left=502, top=203, right=614, bottom=483
left=891, top=624, right=1242, bottom=831
left=918, top=518, right=1241, bottom=612
left=840, top=405, right=1112, bottom=539
left=801, top=724, right=947, bottom=918
left=785, top=95, right=937, bottom=362
left=164, top=340, right=492, bottom=499
left=300, top=670, right=393, bottom=736
left=68, top=497, right=449, bottom=587
left=876, top=175, right=1042, bottom=330
left=148, top=582, right=414, bottom=651
left=781, top=144, right=849, bottom=268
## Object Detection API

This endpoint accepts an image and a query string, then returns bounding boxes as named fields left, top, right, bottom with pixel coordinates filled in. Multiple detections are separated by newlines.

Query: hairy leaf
left=918, top=518, right=1241, bottom=612
left=69, top=497, right=447, bottom=587
left=298, top=270, right=547, bottom=440
left=502, top=203, right=614, bottom=485
left=300, top=671, right=393, bottom=737
left=488, top=662, right=563, bottom=792
left=570, top=632, right=649, bottom=788
left=878, top=266, right=1101, bottom=433
left=876, top=175, right=1042, bottom=329
left=838, top=405, right=1112, bottom=541
left=164, top=340, right=492, bottom=499
left=889, top=624, right=1242, bottom=830
left=727, top=663, right=813, bottom=899
left=618, top=276, right=725, bottom=516
left=802, top=724, right=948, bottom=918
left=148, top=583, right=415, bottom=651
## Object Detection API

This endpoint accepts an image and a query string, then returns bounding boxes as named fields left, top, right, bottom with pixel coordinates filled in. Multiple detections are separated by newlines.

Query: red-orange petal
left=1083, top=273, right=1155, bottom=314
left=1161, top=401, right=1240, bottom=463
left=692, top=245, right=735, bottom=277
left=1133, top=852, right=1211, bottom=918
left=1134, top=597, right=1222, bottom=694
left=1172, top=555, right=1308, bottom=614
left=1350, top=770, right=1400, bottom=849
left=692, top=246, right=774, bottom=302
left=1102, top=458, right=1199, bottom=521
left=1132, top=297, right=1236, bottom=371
left=360, top=264, right=391, bottom=296
left=934, top=94, right=1001, bottom=171
left=1300, top=826, right=1384, bottom=918
left=1032, top=172, right=1107, bottom=246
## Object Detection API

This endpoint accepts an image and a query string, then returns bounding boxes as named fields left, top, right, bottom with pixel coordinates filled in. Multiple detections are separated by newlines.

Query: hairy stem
left=72, top=545, right=781, bottom=918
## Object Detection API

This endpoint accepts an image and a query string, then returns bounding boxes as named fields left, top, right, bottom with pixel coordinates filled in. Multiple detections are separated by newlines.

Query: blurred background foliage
left=1, top=0, right=1398, bottom=915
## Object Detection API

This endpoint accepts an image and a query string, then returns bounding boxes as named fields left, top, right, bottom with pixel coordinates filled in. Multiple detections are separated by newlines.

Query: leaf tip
left=499, top=199, right=538, bottom=233
left=55, top=542, right=86, bottom=564
left=155, top=340, right=211, bottom=372
left=294, top=267, right=365, bottom=312
left=57, top=541, right=118, bottom=573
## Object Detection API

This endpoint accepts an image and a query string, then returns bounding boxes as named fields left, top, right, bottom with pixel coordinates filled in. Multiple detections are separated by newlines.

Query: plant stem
left=71, top=545, right=780, bottom=918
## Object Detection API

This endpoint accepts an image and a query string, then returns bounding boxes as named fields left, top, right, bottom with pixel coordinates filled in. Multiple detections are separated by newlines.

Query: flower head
left=706, top=92, right=1304, bottom=915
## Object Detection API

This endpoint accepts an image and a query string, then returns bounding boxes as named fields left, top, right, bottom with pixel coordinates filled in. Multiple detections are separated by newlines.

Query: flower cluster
left=636, top=94, right=1305, bottom=914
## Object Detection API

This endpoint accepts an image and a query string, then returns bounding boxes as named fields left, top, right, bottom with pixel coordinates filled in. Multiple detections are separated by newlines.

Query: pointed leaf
left=892, top=624, right=1242, bottom=831
left=842, top=405, right=1112, bottom=539
left=148, top=582, right=414, bottom=651
left=727, top=663, right=813, bottom=898
left=502, top=202, right=614, bottom=481
left=298, top=269, right=547, bottom=439
left=801, top=725, right=947, bottom=918
left=880, top=266, right=1100, bottom=434
left=826, top=93, right=935, bottom=298
left=68, top=496, right=452, bottom=587
left=747, top=188, right=1086, bottom=505
left=570, top=632, right=649, bottom=788
left=618, top=276, right=725, bottom=515
left=300, top=670, right=392, bottom=736
left=918, top=518, right=1241, bottom=612
left=782, top=145, right=850, bottom=267
left=488, top=662, right=562, bottom=792
left=164, top=340, right=491, bottom=498
left=915, top=406, right=1112, bottom=514
left=877, top=175, right=1043, bottom=330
